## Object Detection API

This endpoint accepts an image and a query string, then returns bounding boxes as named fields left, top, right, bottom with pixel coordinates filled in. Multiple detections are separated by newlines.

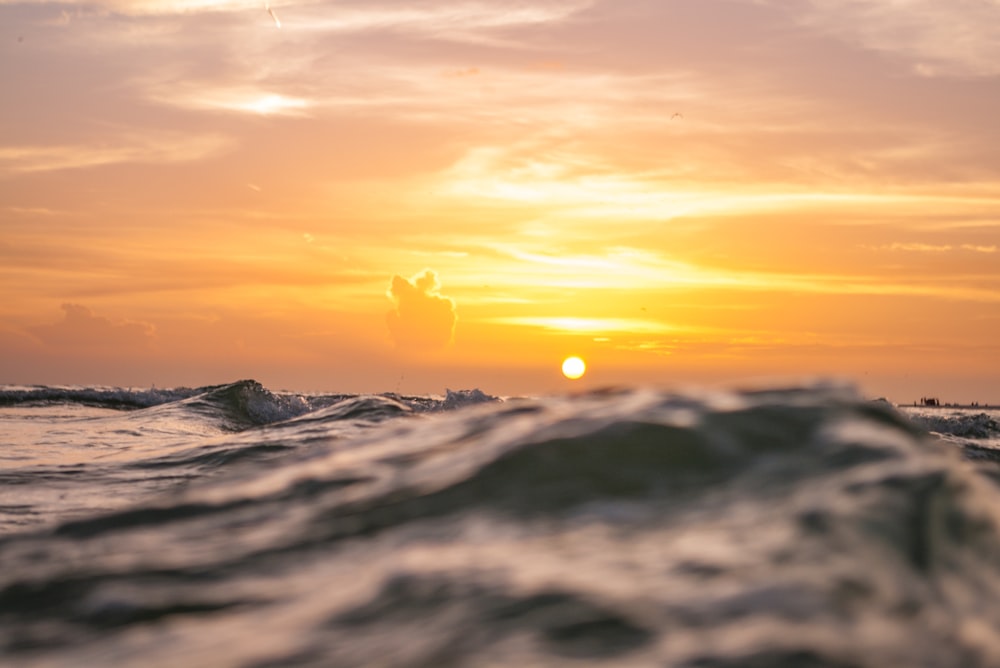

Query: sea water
left=1, top=380, right=1000, bottom=667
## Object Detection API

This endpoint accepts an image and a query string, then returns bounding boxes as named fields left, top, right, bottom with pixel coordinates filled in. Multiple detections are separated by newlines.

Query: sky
left=1, top=0, right=998, bottom=401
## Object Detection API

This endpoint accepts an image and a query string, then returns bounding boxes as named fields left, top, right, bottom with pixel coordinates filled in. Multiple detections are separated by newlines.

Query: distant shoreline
left=901, top=403, right=996, bottom=410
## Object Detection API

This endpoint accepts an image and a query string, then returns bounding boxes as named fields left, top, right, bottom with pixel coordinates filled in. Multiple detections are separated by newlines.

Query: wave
left=167, top=379, right=314, bottom=430
left=0, top=383, right=204, bottom=409
left=3, top=385, right=1000, bottom=666
left=905, top=410, right=1000, bottom=440
left=0, top=380, right=318, bottom=430
left=0, top=380, right=502, bottom=427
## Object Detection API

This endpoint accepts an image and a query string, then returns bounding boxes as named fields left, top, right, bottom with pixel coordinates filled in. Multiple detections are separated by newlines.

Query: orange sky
left=1, top=0, right=998, bottom=401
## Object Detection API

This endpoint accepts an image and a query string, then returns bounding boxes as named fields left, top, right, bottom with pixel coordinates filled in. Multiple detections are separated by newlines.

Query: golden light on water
left=561, top=356, right=586, bottom=380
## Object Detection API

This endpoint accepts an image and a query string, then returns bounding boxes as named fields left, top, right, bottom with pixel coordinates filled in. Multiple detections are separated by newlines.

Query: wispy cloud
left=0, top=133, right=230, bottom=173
left=146, top=87, right=312, bottom=116
left=287, top=1, right=594, bottom=40
left=866, top=242, right=998, bottom=253
left=441, top=141, right=1000, bottom=225
left=2, top=0, right=592, bottom=29
left=474, top=244, right=1000, bottom=303
left=783, top=0, right=1000, bottom=77
left=0, top=0, right=263, bottom=15
left=485, top=316, right=680, bottom=336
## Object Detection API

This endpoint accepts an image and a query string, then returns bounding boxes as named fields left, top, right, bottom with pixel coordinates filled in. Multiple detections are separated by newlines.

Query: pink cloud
left=29, top=304, right=156, bottom=351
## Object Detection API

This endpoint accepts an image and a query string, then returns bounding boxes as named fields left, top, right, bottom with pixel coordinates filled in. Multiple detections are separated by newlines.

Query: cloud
left=286, top=1, right=593, bottom=39
left=485, top=316, right=680, bottom=335
left=1, top=0, right=593, bottom=25
left=865, top=242, right=998, bottom=253
left=29, top=304, right=156, bottom=350
left=961, top=244, right=997, bottom=254
left=0, top=0, right=262, bottom=15
left=145, top=87, right=313, bottom=117
left=385, top=269, right=456, bottom=349
left=784, top=0, right=1000, bottom=77
left=0, top=133, right=231, bottom=174
left=881, top=242, right=954, bottom=253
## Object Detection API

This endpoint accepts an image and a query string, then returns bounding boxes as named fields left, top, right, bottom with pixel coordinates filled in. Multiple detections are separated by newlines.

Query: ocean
left=2, top=380, right=1000, bottom=667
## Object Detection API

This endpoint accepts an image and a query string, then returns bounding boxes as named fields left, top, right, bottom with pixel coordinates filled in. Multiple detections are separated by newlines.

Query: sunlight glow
left=561, top=356, right=586, bottom=380
left=442, top=146, right=1000, bottom=224
left=148, top=87, right=312, bottom=116
left=489, top=317, right=679, bottom=335
left=243, top=94, right=306, bottom=115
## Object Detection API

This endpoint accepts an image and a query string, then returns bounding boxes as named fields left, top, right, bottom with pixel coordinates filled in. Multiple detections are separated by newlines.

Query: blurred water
left=2, top=381, right=1000, bottom=666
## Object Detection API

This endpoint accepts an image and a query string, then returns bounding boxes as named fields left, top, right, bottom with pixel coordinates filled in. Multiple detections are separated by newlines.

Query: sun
left=561, top=356, right=586, bottom=380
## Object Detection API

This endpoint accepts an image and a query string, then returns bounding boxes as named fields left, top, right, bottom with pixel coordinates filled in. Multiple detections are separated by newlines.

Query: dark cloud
left=385, top=270, right=456, bottom=349
left=30, top=303, right=156, bottom=350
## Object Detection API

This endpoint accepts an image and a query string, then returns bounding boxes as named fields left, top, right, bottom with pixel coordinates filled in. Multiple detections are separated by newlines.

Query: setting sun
left=561, top=356, right=586, bottom=380
left=0, top=0, right=997, bottom=404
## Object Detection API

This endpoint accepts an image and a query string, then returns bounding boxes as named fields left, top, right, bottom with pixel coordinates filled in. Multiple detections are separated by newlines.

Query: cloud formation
left=868, top=242, right=998, bottom=253
left=29, top=304, right=156, bottom=350
left=385, top=270, right=456, bottom=349
left=786, top=0, right=1000, bottom=77
left=0, top=133, right=230, bottom=174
